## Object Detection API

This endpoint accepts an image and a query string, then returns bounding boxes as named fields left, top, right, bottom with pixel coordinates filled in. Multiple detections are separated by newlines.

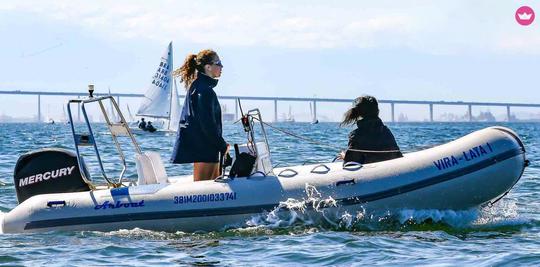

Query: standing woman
left=171, top=49, right=228, bottom=181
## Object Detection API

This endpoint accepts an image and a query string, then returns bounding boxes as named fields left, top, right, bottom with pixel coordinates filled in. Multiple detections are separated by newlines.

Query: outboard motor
left=13, top=148, right=91, bottom=203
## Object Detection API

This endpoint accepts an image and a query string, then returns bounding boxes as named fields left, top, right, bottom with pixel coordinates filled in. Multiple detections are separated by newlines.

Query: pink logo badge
left=516, top=6, right=535, bottom=26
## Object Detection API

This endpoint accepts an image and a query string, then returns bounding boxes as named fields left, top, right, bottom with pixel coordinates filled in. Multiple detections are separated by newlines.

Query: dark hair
left=173, top=49, right=218, bottom=89
left=340, top=95, right=379, bottom=126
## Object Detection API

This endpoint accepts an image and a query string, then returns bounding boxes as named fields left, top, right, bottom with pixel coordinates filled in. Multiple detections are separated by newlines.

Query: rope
left=256, top=119, right=341, bottom=150
left=253, top=118, right=402, bottom=154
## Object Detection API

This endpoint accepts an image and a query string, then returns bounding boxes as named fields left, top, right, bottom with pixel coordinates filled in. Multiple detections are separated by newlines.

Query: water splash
left=245, top=184, right=359, bottom=231
left=397, top=208, right=479, bottom=228
left=87, top=227, right=187, bottom=240
left=243, top=184, right=528, bottom=233
left=473, top=198, right=531, bottom=228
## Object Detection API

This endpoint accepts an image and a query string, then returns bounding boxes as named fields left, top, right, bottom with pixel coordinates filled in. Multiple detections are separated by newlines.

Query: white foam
left=244, top=183, right=528, bottom=231
left=473, top=198, right=531, bottom=227
left=90, top=227, right=187, bottom=239
left=397, top=208, right=479, bottom=227
left=246, top=184, right=350, bottom=230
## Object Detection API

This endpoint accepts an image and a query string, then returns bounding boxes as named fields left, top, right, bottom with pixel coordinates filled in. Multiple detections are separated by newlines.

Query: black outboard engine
left=13, top=148, right=91, bottom=203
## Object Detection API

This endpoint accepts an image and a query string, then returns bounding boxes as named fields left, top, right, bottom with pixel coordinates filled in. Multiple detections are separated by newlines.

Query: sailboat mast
left=166, top=43, right=174, bottom=130
left=167, top=78, right=174, bottom=130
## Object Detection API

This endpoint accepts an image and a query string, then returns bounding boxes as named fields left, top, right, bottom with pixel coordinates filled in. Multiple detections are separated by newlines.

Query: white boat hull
left=1, top=126, right=526, bottom=233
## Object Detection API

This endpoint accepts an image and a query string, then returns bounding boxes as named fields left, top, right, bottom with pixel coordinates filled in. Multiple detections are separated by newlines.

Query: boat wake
left=240, top=184, right=531, bottom=234
left=245, top=184, right=340, bottom=229
left=92, top=228, right=187, bottom=240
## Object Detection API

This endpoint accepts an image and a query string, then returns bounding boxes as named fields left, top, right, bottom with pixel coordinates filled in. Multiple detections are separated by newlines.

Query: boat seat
left=135, top=152, right=169, bottom=185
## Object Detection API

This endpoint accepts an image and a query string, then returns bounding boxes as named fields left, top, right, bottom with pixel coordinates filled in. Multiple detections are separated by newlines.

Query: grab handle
left=248, top=171, right=267, bottom=178
left=342, top=161, right=362, bottom=171
left=214, top=175, right=234, bottom=182
left=310, top=164, right=330, bottom=174
left=278, top=168, right=298, bottom=177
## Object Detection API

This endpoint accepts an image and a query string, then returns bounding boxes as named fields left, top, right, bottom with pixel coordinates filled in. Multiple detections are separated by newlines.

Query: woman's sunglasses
left=211, top=60, right=223, bottom=67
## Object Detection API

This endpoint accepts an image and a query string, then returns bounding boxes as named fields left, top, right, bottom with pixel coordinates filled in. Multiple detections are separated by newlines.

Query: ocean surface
left=0, top=121, right=539, bottom=266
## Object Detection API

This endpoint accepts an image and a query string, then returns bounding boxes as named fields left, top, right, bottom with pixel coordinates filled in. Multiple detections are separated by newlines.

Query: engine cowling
left=13, top=148, right=91, bottom=203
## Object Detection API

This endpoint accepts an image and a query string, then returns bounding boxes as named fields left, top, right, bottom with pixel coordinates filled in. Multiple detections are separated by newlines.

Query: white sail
left=309, top=102, right=318, bottom=123
left=167, top=78, right=181, bottom=132
left=287, top=106, right=295, bottom=122
left=108, top=88, right=119, bottom=122
left=136, top=42, right=173, bottom=118
left=126, top=104, right=135, bottom=122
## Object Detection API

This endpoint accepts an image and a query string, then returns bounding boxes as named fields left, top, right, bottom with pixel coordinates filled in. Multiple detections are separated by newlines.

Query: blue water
left=1, top=122, right=539, bottom=266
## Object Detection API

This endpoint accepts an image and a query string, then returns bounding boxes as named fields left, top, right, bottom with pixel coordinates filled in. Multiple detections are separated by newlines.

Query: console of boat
left=1, top=89, right=529, bottom=233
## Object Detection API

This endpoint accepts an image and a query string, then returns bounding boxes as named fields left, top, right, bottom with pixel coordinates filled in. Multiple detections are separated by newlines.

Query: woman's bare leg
left=194, top=162, right=220, bottom=181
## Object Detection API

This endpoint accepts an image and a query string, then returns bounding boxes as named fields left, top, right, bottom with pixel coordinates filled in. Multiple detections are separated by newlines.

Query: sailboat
left=107, top=87, right=119, bottom=123
left=309, top=102, right=319, bottom=124
left=132, top=42, right=181, bottom=133
left=280, top=105, right=295, bottom=122
left=126, top=104, right=136, bottom=122
left=45, top=104, right=55, bottom=124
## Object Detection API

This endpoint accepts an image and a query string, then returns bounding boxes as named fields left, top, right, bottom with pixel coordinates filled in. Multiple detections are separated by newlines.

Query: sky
left=1, top=0, right=540, bottom=121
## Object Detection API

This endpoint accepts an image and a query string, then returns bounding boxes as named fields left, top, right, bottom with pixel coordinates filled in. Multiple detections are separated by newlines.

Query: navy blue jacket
left=171, top=73, right=227, bottom=163
left=344, top=117, right=402, bottom=164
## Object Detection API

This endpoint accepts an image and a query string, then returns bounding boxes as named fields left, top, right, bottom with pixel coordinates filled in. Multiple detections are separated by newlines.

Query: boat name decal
left=94, top=200, right=145, bottom=210
left=174, top=192, right=237, bottom=204
left=18, top=166, right=76, bottom=187
left=433, top=142, right=493, bottom=170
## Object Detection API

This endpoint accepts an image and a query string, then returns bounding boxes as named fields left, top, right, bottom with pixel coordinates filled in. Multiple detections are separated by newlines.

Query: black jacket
left=344, top=117, right=402, bottom=164
left=171, top=73, right=227, bottom=163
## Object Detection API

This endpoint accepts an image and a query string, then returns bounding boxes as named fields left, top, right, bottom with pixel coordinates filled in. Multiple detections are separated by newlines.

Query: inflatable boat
left=1, top=93, right=528, bottom=233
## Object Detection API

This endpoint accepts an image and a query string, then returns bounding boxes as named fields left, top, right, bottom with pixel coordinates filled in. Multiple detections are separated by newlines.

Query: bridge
left=2, top=90, right=540, bottom=122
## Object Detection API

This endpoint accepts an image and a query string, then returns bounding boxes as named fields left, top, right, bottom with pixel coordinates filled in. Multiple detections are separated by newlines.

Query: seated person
left=146, top=121, right=157, bottom=132
left=138, top=118, right=147, bottom=130
left=340, top=95, right=402, bottom=164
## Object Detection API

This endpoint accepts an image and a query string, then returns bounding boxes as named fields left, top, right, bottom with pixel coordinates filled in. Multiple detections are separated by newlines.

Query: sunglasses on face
left=211, top=60, right=223, bottom=67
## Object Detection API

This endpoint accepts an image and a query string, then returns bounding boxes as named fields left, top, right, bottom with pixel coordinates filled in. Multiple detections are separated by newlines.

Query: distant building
left=475, top=111, right=496, bottom=122
left=397, top=113, right=408, bottom=122
left=439, top=112, right=467, bottom=122
left=0, top=114, right=14, bottom=122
